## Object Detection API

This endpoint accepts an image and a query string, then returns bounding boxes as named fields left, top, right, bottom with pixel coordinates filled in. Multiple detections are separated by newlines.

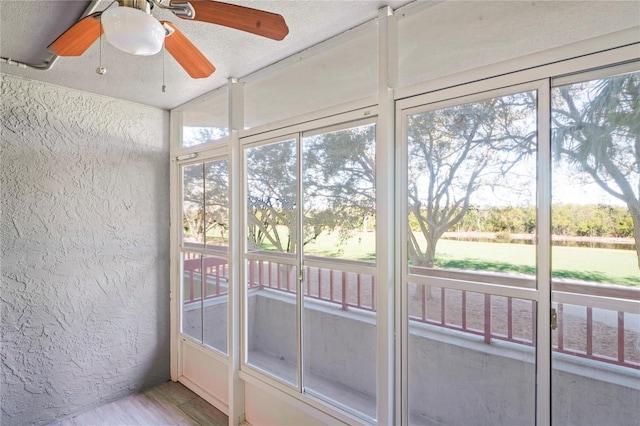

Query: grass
left=304, top=231, right=377, bottom=261
left=303, top=231, right=639, bottom=286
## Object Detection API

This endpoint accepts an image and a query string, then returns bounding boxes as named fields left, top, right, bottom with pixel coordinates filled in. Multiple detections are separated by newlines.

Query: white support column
left=169, top=111, right=184, bottom=382
left=296, top=134, right=304, bottom=394
left=536, top=79, right=552, bottom=426
left=229, top=78, right=245, bottom=134
left=228, top=78, right=246, bottom=426
left=377, top=6, right=397, bottom=425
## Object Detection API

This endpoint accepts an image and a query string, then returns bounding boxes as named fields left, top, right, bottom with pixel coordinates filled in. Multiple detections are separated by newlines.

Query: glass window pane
left=551, top=71, right=639, bottom=286
left=246, top=139, right=297, bottom=253
left=551, top=71, right=640, bottom=425
left=183, top=164, right=204, bottom=248
left=406, top=90, right=538, bottom=425
left=302, top=122, right=377, bottom=420
left=246, top=259, right=298, bottom=386
left=407, top=91, right=538, bottom=280
left=202, top=255, right=228, bottom=354
left=181, top=91, right=229, bottom=147
left=183, top=126, right=229, bottom=147
left=182, top=252, right=203, bottom=342
left=181, top=159, right=230, bottom=354
left=407, top=283, right=536, bottom=425
left=245, top=138, right=298, bottom=386
left=302, top=123, right=376, bottom=261
left=204, top=160, right=229, bottom=249
left=302, top=264, right=376, bottom=419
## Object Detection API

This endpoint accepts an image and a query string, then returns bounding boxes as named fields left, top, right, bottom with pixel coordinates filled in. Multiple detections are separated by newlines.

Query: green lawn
left=435, top=239, right=639, bottom=286
left=304, top=231, right=377, bottom=261
left=303, top=231, right=639, bottom=286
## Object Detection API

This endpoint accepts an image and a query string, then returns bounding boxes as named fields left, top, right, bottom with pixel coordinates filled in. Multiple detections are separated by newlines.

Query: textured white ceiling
left=0, top=0, right=416, bottom=110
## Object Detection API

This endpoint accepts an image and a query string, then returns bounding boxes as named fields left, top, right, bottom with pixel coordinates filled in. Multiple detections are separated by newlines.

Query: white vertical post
left=377, top=6, right=397, bottom=425
left=169, top=111, right=184, bottom=382
left=228, top=77, right=245, bottom=426
left=296, top=133, right=304, bottom=394
left=397, top=108, right=408, bottom=426
left=536, top=79, right=552, bottom=426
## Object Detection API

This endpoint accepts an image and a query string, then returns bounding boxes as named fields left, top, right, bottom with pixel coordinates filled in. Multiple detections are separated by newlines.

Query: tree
left=245, top=124, right=376, bottom=254
left=246, top=140, right=297, bottom=252
left=183, top=164, right=203, bottom=242
left=303, top=124, right=376, bottom=244
left=182, top=127, right=231, bottom=246
left=203, top=160, right=230, bottom=244
left=407, top=92, right=537, bottom=267
left=182, top=159, right=229, bottom=246
left=552, top=71, right=640, bottom=269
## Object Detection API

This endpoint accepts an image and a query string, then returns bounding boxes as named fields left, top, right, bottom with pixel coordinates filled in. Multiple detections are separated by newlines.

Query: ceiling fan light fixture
left=101, top=5, right=165, bottom=56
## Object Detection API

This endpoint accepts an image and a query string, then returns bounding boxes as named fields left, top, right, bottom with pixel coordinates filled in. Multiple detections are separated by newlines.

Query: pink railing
left=409, top=285, right=538, bottom=346
left=407, top=267, right=639, bottom=370
left=246, top=257, right=376, bottom=312
left=183, top=254, right=639, bottom=370
left=551, top=281, right=639, bottom=369
left=183, top=253, right=229, bottom=304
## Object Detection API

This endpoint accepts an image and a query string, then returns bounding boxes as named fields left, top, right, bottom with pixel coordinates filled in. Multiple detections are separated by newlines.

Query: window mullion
left=296, top=132, right=304, bottom=394
left=200, top=162, right=206, bottom=344
left=535, top=79, right=552, bottom=426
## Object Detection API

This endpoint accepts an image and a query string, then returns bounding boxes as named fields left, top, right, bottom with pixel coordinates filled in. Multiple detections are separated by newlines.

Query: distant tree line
left=408, top=204, right=634, bottom=238
left=550, top=204, right=634, bottom=238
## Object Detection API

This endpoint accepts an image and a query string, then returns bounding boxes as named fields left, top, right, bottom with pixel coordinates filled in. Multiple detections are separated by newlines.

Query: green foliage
left=410, top=203, right=633, bottom=238
left=551, top=204, right=633, bottom=238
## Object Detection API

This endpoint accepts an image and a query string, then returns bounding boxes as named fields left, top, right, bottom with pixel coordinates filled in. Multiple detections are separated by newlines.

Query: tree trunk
left=412, top=238, right=438, bottom=300
left=423, top=241, right=436, bottom=268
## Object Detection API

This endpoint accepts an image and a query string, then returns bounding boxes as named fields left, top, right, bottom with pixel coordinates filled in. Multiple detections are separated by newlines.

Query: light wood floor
left=49, top=381, right=228, bottom=426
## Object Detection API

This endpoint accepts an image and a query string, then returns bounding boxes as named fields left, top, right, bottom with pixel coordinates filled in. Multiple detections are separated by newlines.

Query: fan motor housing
left=119, top=0, right=152, bottom=14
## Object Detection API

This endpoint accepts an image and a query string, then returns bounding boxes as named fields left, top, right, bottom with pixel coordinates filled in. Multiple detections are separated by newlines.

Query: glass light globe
left=101, top=5, right=165, bottom=56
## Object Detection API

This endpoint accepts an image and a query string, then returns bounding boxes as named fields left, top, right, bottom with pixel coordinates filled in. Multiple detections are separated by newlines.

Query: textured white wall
left=0, top=75, right=170, bottom=425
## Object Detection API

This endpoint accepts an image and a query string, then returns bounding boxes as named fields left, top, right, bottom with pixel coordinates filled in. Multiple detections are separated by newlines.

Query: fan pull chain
left=96, top=20, right=106, bottom=75
left=162, top=47, right=166, bottom=93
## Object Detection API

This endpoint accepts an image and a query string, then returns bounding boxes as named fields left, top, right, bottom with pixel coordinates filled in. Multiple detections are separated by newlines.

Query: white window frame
left=395, top=49, right=639, bottom=426
left=239, top=106, right=385, bottom=426
left=178, top=153, right=232, bottom=351
left=397, top=79, right=548, bottom=426
left=167, top=32, right=639, bottom=426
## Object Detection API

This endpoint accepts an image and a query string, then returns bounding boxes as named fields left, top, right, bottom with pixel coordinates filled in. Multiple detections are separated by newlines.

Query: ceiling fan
left=47, top=0, right=289, bottom=79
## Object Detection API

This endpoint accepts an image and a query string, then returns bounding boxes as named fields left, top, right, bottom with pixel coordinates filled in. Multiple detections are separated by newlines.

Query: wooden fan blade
left=162, top=21, right=216, bottom=79
left=170, top=0, right=289, bottom=41
left=47, top=12, right=103, bottom=56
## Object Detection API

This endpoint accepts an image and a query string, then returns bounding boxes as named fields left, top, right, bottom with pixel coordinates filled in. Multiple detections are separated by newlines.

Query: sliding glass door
left=244, top=136, right=299, bottom=386
left=302, top=121, right=377, bottom=420
left=242, top=117, right=379, bottom=421
left=400, top=83, right=541, bottom=425
left=550, top=68, right=640, bottom=425
left=181, top=158, right=230, bottom=354
left=399, top=63, right=640, bottom=425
